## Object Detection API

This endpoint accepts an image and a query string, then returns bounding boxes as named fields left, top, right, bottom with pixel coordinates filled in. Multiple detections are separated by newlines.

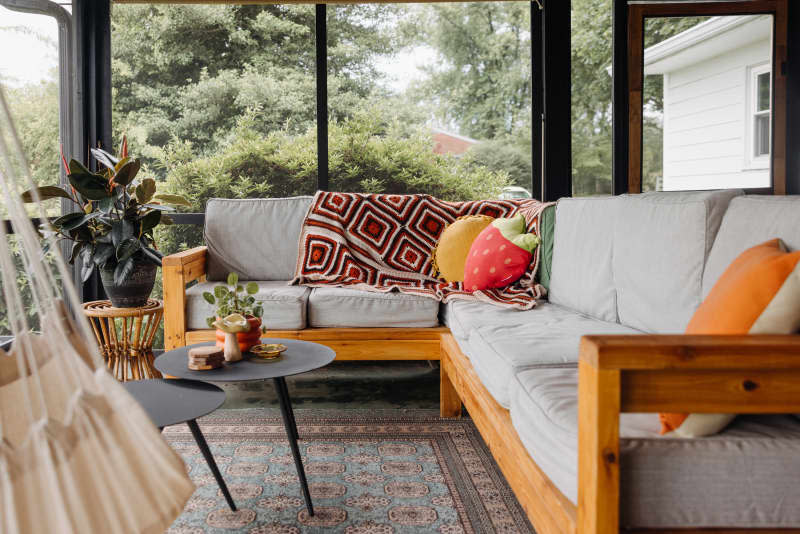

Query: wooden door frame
left=627, top=0, right=788, bottom=194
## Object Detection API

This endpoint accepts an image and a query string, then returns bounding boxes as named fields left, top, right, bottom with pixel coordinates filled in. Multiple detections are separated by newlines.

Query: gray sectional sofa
left=162, top=191, right=800, bottom=533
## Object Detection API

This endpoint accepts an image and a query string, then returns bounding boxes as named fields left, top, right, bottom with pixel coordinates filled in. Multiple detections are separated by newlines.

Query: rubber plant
left=20, top=137, right=190, bottom=284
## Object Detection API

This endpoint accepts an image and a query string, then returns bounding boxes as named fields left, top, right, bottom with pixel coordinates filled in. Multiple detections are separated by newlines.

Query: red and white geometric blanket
left=291, top=192, right=552, bottom=310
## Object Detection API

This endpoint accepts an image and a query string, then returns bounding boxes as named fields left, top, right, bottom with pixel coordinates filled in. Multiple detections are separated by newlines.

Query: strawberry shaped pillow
left=463, top=213, right=540, bottom=292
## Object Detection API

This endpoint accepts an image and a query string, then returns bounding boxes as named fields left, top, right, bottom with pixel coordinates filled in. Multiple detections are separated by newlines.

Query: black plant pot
left=100, top=258, right=158, bottom=308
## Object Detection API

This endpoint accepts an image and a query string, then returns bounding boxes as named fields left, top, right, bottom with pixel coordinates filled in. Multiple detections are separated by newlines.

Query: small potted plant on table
left=21, top=137, right=190, bottom=307
left=203, top=273, right=265, bottom=353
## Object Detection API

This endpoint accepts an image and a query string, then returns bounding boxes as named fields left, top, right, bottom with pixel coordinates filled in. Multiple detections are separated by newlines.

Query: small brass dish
left=251, top=343, right=287, bottom=360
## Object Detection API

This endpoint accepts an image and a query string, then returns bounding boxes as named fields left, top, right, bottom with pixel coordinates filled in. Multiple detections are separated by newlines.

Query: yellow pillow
left=433, top=215, right=494, bottom=282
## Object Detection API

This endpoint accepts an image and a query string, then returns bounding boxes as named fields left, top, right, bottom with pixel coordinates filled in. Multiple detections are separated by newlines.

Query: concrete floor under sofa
left=164, top=192, right=800, bottom=534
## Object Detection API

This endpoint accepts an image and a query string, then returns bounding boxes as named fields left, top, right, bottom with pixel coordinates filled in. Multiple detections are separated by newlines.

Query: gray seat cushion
left=307, top=287, right=440, bottom=328
left=510, top=368, right=800, bottom=528
left=204, top=196, right=313, bottom=281
left=445, top=300, right=640, bottom=408
left=548, top=196, right=621, bottom=323
left=703, top=195, right=800, bottom=297
left=186, top=281, right=309, bottom=330
left=613, top=189, right=742, bottom=333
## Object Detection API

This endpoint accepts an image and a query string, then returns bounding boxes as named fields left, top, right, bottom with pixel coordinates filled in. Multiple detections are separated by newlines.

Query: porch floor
left=218, top=360, right=440, bottom=410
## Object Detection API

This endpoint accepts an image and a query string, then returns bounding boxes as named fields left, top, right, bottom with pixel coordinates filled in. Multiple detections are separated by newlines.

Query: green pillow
left=537, top=205, right=556, bottom=292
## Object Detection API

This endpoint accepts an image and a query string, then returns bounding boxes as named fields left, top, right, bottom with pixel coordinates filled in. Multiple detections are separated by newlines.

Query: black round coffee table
left=155, top=338, right=336, bottom=516
left=123, top=379, right=236, bottom=511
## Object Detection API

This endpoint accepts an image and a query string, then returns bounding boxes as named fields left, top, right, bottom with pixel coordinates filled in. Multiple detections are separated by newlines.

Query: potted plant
left=203, top=273, right=265, bottom=352
left=21, top=137, right=190, bottom=307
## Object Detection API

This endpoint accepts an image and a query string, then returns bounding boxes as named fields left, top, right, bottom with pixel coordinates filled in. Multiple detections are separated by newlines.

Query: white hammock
left=0, top=86, right=194, bottom=533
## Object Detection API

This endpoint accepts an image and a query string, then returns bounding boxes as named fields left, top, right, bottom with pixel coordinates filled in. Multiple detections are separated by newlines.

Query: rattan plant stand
left=82, top=299, right=164, bottom=381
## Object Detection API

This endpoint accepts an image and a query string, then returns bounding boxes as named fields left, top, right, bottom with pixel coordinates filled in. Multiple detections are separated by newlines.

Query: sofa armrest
left=162, top=246, right=208, bottom=349
left=162, top=245, right=208, bottom=270
left=577, top=334, right=800, bottom=534
left=580, top=334, right=800, bottom=371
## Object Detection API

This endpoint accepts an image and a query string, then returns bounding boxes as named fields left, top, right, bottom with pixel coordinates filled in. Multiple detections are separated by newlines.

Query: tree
left=111, top=4, right=403, bottom=167
left=402, top=2, right=531, bottom=140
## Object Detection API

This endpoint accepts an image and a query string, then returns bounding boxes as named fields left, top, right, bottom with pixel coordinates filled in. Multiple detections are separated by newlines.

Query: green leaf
left=80, top=259, right=95, bottom=283
left=135, top=178, right=156, bottom=204
left=53, top=212, right=100, bottom=232
left=139, top=209, right=161, bottom=235
left=115, top=237, right=141, bottom=262
left=227, top=272, right=239, bottom=287
left=140, top=245, right=163, bottom=267
left=113, top=257, right=135, bottom=285
left=52, top=212, right=85, bottom=229
left=202, top=292, right=215, bottom=305
left=20, top=186, right=72, bottom=203
left=206, top=317, right=216, bottom=328
left=68, top=159, right=92, bottom=176
left=90, top=148, right=118, bottom=170
left=111, top=219, right=135, bottom=248
left=93, top=243, right=115, bottom=267
left=114, top=156, right=130, bottom=173
left=213, top=286, right=229, bottom=299
left=252, top=305, right=263, bottom=318
left=112, top=159, right=141, bottom=187
left=246, top=282, right=258, bottom=295
left=153, top=193, right=192, bottom=207
left=97, top=196, right=115, bottom=214
left=68, top=171, right=110, bottom=200
left=68, top=241, right=83, bottom=264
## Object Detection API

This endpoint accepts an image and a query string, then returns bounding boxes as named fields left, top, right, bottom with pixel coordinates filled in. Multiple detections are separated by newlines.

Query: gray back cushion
left=703, top=195, right=800, bottom=297
left=612, top=190, right=742, bottom=333
left=549, top=196, right=621, bottom=323
left=204, top=197, right=313, bottom=281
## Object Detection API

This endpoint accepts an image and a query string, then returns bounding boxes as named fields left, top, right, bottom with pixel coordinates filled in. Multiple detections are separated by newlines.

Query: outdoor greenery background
left=1, top=2, right=704, bottom=339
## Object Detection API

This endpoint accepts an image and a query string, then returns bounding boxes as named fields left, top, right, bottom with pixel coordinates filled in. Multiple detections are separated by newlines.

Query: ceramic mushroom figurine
left=212, top=313, right=251, bottom=362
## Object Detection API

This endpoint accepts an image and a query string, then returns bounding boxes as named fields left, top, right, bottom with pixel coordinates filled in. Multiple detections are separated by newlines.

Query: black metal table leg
left=273, top=377, right=314, bottom=516
left=187, top=419, right=237, bottom=511
left=276, top=377, right=299, bottom=440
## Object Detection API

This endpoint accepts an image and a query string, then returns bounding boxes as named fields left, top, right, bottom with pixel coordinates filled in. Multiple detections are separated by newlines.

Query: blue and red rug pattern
left=163, top=410, right=534, bottom=533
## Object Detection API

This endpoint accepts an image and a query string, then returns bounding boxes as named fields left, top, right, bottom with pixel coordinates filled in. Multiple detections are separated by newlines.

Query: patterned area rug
left=164, top=409, right=534, bottom=533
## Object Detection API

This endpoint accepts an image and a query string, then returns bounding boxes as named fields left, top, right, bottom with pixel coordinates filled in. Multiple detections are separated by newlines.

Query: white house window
left=751, top=65, right=771, bottom=160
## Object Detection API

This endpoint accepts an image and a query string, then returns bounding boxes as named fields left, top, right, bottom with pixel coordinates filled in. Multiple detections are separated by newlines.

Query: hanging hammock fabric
left=0, top=86, right=194, bottom=534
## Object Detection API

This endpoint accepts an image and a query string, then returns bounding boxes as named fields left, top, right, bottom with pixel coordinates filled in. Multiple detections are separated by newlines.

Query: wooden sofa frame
left=164, top=246, right=800, bottom=534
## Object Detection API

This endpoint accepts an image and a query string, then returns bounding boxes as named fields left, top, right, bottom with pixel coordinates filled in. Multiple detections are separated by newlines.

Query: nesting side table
left=83, top=299, right=164, bottom=381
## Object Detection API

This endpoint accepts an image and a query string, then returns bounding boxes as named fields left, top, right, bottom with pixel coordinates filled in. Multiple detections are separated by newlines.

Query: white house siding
left=660, top=37, right=771, bottom=191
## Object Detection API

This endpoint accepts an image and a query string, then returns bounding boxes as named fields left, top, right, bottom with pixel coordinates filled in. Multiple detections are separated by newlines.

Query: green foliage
left=466, top=140, right=532, bottom=188
left=202, top=272, right=264, bottom=327
left=111, top=4, right=402, bottom=168
left=4, top=80, right=61, bottom=215
left=402, top=3, right=531, bottom=141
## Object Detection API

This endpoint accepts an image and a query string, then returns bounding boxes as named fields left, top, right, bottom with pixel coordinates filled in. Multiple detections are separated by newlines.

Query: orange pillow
left=660, top=239, right=800, bottom=437
left=432, top=215, right=494, bottom=282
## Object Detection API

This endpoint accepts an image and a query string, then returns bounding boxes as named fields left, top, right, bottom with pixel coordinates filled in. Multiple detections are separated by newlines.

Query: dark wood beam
left=541, top=0, right=572, bottom=201
left=316, top=4, right=329, bottom=191
left=530, top=1, right=543, bottom=200
left=612, top=0, right=628, bottom=195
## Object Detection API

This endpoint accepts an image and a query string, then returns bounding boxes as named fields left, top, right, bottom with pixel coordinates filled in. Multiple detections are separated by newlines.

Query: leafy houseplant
left=203, top=273, right=266, bottom=352
left=21, top=137, right=190, bottom=307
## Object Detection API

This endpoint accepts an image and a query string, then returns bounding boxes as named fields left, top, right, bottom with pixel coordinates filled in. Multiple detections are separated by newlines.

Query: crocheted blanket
left=291, top=192, right=551, bottom=310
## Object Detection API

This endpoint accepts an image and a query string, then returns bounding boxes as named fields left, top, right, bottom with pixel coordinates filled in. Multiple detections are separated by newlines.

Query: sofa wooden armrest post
left=162, top=246, right=208, bottom=350
left=578, top=334, right=800, bottom=534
